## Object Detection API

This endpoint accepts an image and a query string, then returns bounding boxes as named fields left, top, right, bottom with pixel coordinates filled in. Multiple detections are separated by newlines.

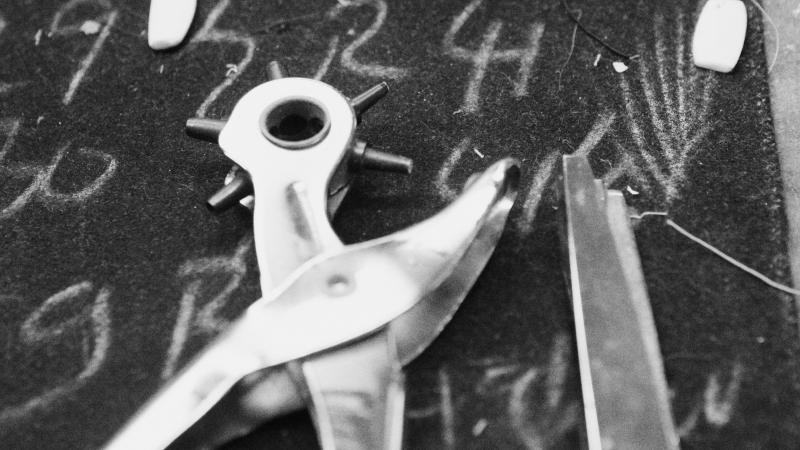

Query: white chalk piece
left=692, top=0, right=747, bottom=73
left=612, top=61, right=629, bottom=73
left=148, top=0, right=197, bottom=50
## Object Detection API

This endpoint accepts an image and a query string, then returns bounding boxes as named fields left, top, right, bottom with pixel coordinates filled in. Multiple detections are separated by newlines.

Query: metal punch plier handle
left=105, top=62, right=520, bottom=450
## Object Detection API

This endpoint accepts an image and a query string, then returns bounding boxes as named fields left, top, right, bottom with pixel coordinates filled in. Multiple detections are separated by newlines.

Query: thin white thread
left=557, top=12, right=580, bottom=92
left=634, top=212, right=800, bottom=296
left=629, top=211, right=668, bottom=220
left=749, top=0, right=779, bottom=73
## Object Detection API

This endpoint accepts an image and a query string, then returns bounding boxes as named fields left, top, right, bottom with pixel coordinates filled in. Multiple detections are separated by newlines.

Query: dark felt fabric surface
left=1, top=0, right=798, bottom=449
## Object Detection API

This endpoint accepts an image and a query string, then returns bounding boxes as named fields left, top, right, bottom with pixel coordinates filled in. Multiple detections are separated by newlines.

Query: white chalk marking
left=443, top=0, right=544, bottom=113
left=1, top=145, right=117, bottom=220
left=0, top=12, right=5, bottom=37
left=192, top=0, right=256, bottom=118
left=34, top=29, right=42, bottom=46
left=676, top=403, right=701, bottom=438
left=338, top=0, right=409, bottom=80
left=438, top=367, right=456, bottom=450
left=313, top=35, right=340, bottom=81
left=517, top=151, right=559, bottom=234
left=696, top=69, right=716, bottom=127
left=652, top=18, right=681, bottom=152
left=638, top=58, right=678, bottom=164
left=162, top=235, right=252, bottom=379
left=619, top=74, right=668, bottom=190
left=19, top=282, right=93, bottom=344
left=0, top=82, right=27, bottom=95
left=0, top=117, right=21, bottom=163
left=593, top=53, right=601, bottom=66
left=617, top=10, right=716, bottom=204
left=575, top=111, right=616, bottom=157
left=509, top=333, right=579, bottom=450
left=50, top=0, right=118, bottom=105
left=471, top=418, right=488, bottom=436
left=607, top=142, right=652, bottom=192
left=508, top=368, right=541, bottom=449
left=473, top=147, right=484, bottom=159
left=405, top=404, right=440, bottom=419
left=461, top=20, right=502, bottom=113
left=68, top=12, right=118, bottom=105
left=1, top=283, right=112, bottom=422
left=545, top=333, right=570, bottom=410
left=676, top=362, right=744, bottom=438
left=675, top=10, right=688, bottom=144
left=161, top=281, right=199, bottom=380
left=517, top=111, right=616, bottom=233
left=435, top=137, right=472, bottom=200
left=513, top=23, right=545, bottom=97
left=474, top=363, right=522, bottom=396
left=443, top=0, right=484, bottom=60
left=40, top=146, right=118, bottom=204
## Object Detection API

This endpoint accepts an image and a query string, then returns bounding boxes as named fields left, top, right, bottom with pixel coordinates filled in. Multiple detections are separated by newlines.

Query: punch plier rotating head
left=105, top=61, right=520, bottom=450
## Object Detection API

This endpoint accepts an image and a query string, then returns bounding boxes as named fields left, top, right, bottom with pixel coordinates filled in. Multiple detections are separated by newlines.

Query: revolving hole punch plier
left=105, top=61, right=520, bottom=450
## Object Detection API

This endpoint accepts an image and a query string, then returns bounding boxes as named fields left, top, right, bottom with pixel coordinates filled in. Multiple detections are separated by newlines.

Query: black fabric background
left=1, top=0, right=799, bottom=449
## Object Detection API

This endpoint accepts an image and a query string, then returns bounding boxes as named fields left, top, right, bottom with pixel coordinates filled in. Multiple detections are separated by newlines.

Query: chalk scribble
left=161, top=235, right=252, bottom=379
left=0, top=140, right=118, bottom=221
left=0, top=282, right=112, bottom=423
left=443, top=0, right=544, bottom=114
left=334, top=0, right=409, bottom=80
left=676, top=361, right=744, bottom=438
left=49, top=0, right=119, bottom=105
left=615, top=10, right=715, bottom=204
left=192, top=0, right=256, bottom=118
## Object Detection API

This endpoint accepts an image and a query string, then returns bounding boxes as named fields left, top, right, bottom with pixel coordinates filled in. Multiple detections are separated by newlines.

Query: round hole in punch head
left=325, top=274, right=354, bottom=297
left=261, top=97, right=330, bottom=149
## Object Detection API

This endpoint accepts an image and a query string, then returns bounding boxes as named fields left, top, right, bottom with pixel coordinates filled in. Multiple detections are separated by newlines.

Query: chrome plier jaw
left=105, top=62, right=519, bottom=450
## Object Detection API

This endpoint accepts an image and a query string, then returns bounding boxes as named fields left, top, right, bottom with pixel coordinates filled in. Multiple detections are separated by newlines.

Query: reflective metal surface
left=560, top=154, right=678, bottom=450
left=105, top=67, right=519, bottom=450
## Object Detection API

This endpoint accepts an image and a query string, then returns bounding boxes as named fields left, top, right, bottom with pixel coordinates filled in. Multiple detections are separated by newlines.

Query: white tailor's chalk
left=612, top=61, right=629, bottom=73
left=692, top=0, right=747, bottom=73
left=148, top=0, right=197, bottom=50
